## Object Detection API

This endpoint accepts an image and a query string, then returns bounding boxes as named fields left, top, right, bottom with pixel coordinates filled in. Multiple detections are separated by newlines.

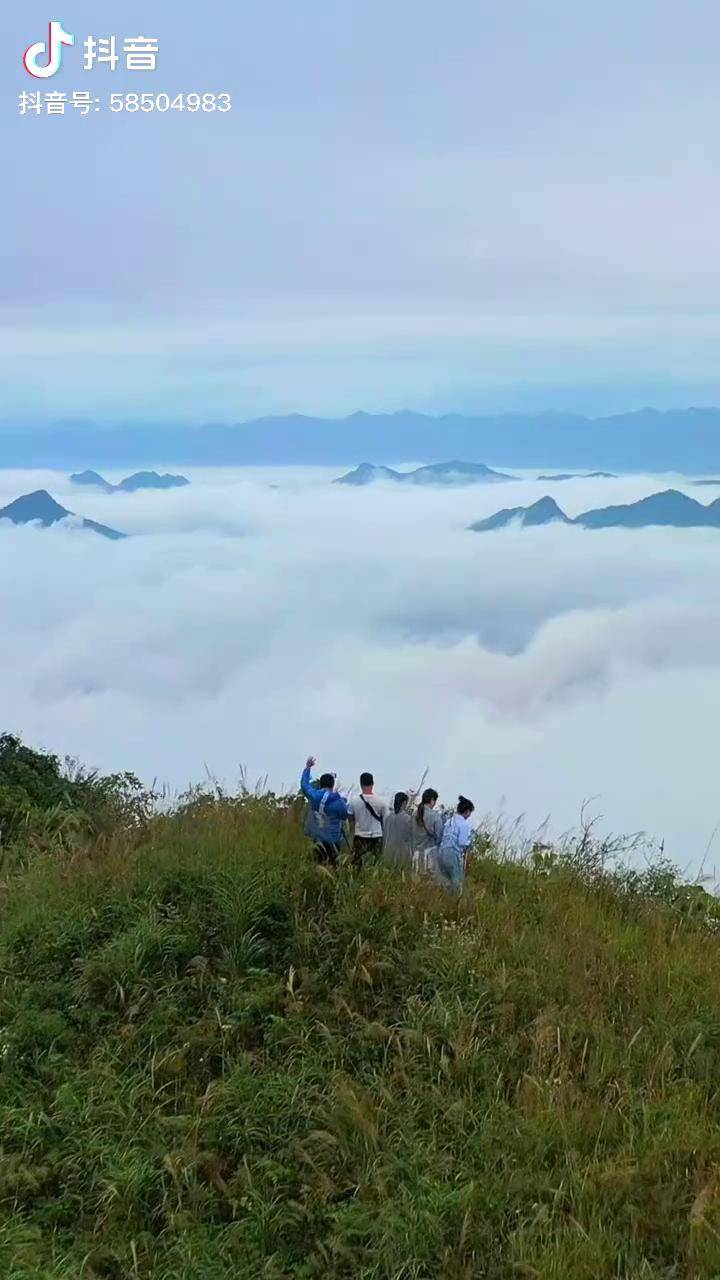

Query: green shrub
left=0, top=733, right=152, bottom=861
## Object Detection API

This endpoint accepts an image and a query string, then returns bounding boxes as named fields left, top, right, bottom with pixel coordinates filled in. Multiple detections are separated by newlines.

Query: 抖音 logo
left=23, top=21, right=74, bottom=78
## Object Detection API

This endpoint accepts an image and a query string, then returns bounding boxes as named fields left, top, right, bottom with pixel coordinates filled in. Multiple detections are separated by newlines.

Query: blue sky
left=5, top=0, right=720, bottom=424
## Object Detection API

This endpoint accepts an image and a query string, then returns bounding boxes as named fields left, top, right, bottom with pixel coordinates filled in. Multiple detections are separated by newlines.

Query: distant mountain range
left=336, top=460, right=514, bottom=486
left=537, top=471, right=617, bottom=481
left=0, top=491, right=125, bottom=539
left=2, top=407, right=720, bottom=471
left=70, top=470, right=189, bottom=493
left=470, top=489, right=720, bottom=533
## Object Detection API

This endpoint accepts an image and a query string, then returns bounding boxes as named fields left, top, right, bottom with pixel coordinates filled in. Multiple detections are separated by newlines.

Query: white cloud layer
left=2, top=466, right=720, bottom=875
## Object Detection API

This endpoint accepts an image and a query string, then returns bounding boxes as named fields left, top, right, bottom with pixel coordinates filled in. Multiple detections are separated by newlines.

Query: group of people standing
left=300, top=757, right=475, bottom=893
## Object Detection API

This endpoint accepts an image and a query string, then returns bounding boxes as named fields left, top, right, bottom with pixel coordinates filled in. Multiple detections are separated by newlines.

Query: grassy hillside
left=1, top=773, right=720, bottom=1277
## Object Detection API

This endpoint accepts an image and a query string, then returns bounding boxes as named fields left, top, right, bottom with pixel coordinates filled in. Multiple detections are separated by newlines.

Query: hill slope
left=2, top=786, right=720, bottom=1278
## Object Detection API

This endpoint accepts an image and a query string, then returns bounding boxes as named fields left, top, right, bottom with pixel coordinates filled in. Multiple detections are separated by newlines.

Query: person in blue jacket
left=301, top=755, right=351, bottom=867
left=436, top=795, right=475, bottom=894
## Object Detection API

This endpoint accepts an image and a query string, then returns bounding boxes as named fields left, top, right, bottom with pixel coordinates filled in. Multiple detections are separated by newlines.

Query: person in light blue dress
left=436, top=796, right=475, bottom=893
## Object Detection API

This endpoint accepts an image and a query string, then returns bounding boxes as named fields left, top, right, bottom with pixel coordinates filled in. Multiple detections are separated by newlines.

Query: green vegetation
left=0, top=733, right=149, bottom=861
left=1, top=741, right=720, bottom=1276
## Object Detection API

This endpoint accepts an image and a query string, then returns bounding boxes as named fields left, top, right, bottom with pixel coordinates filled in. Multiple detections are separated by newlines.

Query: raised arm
left=300, top=757, right=323, bottom=806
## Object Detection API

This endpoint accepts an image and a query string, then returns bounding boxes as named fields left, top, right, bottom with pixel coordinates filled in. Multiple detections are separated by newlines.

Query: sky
left=5, top=0, right=720, bottom=423
left=2, top=467, right=720, bottom=879
left=5, top=4, right=720, bottom=876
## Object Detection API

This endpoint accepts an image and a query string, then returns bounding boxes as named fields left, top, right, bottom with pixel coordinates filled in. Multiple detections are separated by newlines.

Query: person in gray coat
left=383, top=792, right=415, bottom=870
left=414, top=787, right=443, bottom=875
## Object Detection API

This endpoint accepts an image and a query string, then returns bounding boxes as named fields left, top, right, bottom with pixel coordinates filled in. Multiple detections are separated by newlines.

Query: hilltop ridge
left=2, top=734, right=720, bottom=1277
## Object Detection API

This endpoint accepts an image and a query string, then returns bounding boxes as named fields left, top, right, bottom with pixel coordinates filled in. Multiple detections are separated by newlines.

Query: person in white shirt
left=436, top=796, right=475, bottom=893
left=348, top=771, right=388, bottom=870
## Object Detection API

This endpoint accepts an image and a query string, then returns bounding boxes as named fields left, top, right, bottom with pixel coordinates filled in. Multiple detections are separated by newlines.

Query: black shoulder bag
left=361, top=796, right=384, bottom=829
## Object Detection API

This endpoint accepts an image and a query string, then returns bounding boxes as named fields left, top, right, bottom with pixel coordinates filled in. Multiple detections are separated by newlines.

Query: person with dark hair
left=436, top=796, right=475, bottom=893
left=415, top=787, right=443, bottom=876
left=382, top=791, right=415, bottom=870
left=348, top=770, right=388, bottom=870
left=300, top=756, right=351, bottom=868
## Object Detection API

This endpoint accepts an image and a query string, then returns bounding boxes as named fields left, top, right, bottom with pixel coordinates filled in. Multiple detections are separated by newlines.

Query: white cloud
left=2, top=466, right=720, bottom=875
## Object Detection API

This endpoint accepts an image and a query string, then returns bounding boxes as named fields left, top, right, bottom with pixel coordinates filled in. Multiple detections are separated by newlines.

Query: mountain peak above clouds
left=470, top=488, right=720, bottom=534
left=537, top=471, right=617, bottom=481
left=335, top=460, right=515, bottom=487
left=469, top=496, right=571, bottom=532
left=70, top=470, right=190, bottom=493
left=116, top=471, right=190, bottom=492
left=334, top=463, right=403, bottom=486
left=0, top=490, right=126, bottom=539
left=576, top=489, right=715, bottom=529
left=69, top=469, right=115, bottom=493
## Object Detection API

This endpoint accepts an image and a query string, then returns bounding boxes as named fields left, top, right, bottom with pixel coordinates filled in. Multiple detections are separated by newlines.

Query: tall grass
left=0, top=791, right=720, bottom=1277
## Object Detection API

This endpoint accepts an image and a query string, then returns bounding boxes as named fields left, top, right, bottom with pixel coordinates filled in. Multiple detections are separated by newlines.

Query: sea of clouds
left=2, top=465, right=719, bottom=875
